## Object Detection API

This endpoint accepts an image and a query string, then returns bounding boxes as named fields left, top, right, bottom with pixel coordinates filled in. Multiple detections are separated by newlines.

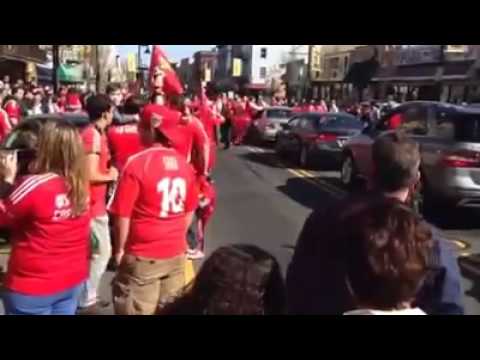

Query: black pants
left=220, top=120, right=232, bottom=148
left=187, top=212, right=199, bottom=250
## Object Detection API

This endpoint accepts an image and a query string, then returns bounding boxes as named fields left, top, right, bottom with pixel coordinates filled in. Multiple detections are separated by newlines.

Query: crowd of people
left=0, top=62, right=464, bottom=315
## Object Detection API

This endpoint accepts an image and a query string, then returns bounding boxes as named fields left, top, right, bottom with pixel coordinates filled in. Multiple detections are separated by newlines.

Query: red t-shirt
left=109, top=146, right=199, bottom=259
left=0, top=109, right=12, bottom=144
left=389, top=113, right=403, bottom=129
left=66, top=93, right=82, bottom=112
left=168, top=112, right=209, bottom=176
left=198, top=104, right=223, bottom=145
left=3, top=99, right=20, bottom=125
left=107, top=123, right=144, bottom=171
left=1, top=173, right=90, bottom=295
left=81, top=125, right=111, bottom=217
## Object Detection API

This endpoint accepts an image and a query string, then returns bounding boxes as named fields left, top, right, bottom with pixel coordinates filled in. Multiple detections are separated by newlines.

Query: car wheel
left=341, top=154, right=359, bottom=190
left=275, top=139, right=286, bottom=157
left=299, top=145, right=309, bottom=168
left=415, top=175, right=446, bottom=218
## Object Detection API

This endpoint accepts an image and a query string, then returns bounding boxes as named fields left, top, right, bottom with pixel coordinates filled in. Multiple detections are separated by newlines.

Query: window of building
left=329, top=57, right=340, bottom=70
left=344, top=56, right=349, bottom=72
left=260, top=67, right=267, bottom=79
left=261, top=48, right=268, bottom=59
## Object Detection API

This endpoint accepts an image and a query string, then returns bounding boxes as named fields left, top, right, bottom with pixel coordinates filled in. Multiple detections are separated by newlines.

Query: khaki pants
left=79, top=215, right=112, bottom=308
left=112, top=254, right=186, bottom=315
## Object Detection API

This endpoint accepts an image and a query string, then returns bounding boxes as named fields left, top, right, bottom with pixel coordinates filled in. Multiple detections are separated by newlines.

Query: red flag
left=149, top=45, right=184, bottom=96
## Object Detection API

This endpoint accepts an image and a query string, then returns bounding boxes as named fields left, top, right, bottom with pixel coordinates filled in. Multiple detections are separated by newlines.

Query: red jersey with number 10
left=109, top=146, right=199, bottom=259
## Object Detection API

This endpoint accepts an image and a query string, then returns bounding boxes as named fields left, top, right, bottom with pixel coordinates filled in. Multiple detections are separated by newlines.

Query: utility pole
left=53, top=45, right=60, bottom=93
left=95, top=45, right=100, bottom=93
left=306, top=45, right=313, bottom=100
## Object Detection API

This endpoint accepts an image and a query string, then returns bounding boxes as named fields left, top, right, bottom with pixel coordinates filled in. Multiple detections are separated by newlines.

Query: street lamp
left=137, top=45, right=151, bottom=91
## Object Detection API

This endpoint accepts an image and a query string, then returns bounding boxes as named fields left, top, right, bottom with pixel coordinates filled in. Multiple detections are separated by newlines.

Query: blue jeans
left=2, top=283, right=83, bottom=315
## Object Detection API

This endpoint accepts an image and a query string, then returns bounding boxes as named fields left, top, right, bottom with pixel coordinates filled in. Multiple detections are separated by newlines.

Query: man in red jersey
left=231, top=96, right=252, bottom=145
left=109, top=104, right=199, bottom=315
left=65, top=88, right=82, bottom=112
left=0, top=107, right=13, bottom=144
left=144, top=97, right=209, bottom=177
left=3, top=86, right=24, bottom=126
left=77, top=94, right=119, bottom=314
left=196, top=90, right=224, bottom=173
left=107, top=96, right=145, bottom=172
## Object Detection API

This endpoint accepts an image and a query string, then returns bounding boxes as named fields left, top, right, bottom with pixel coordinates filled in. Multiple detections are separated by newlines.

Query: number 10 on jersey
left=157, top=177, right=187, bottom=218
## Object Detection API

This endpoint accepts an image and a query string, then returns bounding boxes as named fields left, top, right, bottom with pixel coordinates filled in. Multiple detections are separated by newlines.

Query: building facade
left=192, top=50, right=217, bottom=93
left=310, top=45, right=363, bottom=102
left=0, top=45, right=47, bottom=83
left=178, top=57, right=194, bottom=94
left=213, top=45, right=295, bottom=95
left=368, top=45, right=480, bottom=103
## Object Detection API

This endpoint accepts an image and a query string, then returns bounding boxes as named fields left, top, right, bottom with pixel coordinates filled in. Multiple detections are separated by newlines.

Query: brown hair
left=33, top=119, right=88, bottom=216
left=372, top=131, right=421, bottom=192
left=159, top=244, right=286, bottom=315
left=342, top=198, right=433, bottom=310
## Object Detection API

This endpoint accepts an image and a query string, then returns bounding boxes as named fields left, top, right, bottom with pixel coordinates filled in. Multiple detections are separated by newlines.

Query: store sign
left=395, top=46, right=442, bottom=66
left=310, top=45, right=323, bottom=81
left=445, top=45, right=468, bottom=53
left=232, top=58, right=242, bottom=77
left=204, top=68, right=211, bottom=82
left=127, top=54, right=137, bottom=73
left=0, top=45, right=47, bottom=63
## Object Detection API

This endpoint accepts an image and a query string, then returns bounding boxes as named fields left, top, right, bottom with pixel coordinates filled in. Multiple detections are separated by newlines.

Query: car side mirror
left=282, top=123, right=291, bottom=130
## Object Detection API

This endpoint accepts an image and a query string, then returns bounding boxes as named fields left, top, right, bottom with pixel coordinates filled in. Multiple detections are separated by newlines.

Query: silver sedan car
left=251, top=106, right=293, bottom=143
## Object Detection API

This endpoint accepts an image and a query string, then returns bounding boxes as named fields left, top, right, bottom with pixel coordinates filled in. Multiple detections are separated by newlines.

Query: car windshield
left=266, top=109, right=292, bottom=119
left=455, top=113, right=480, bottom=142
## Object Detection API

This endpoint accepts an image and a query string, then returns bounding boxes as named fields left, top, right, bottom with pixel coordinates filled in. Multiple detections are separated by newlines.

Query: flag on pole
left=149, top=45, right=184, bottom=96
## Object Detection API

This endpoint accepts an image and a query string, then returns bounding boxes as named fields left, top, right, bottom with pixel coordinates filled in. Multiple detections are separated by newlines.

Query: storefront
left=0, top=45, right=47, bottom=82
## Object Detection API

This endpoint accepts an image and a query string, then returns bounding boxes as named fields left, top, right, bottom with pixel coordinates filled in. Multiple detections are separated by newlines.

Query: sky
left=118, top=45, right=214, bottom=63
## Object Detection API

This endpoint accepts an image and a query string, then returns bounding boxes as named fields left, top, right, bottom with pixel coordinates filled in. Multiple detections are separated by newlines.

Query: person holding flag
left=145, top=45, right=209, bottom=177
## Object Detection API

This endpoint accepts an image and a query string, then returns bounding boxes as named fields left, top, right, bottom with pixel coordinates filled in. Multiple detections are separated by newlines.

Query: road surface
left=1, top=144, right=480, bottom=314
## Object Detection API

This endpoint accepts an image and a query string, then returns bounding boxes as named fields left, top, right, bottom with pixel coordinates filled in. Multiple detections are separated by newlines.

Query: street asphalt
left=1, top=143, right=480, bottom=315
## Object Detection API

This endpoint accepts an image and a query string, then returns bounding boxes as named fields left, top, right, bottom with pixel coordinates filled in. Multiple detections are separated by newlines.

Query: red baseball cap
left=140, top=103, right=180, bottom=141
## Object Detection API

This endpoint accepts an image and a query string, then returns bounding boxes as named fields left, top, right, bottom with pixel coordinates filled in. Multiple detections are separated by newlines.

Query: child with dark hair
left=160, top=244, right=286, bottom=315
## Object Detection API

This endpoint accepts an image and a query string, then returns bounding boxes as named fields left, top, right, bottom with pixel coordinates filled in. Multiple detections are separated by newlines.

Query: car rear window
left=266, top=109, right=292, bottom=119
left=323, top=115, right=364, bottom=130
left=455, top=113, right=480, bottom=142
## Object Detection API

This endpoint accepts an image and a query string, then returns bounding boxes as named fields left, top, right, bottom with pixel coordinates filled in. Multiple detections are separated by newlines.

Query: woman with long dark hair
left=160, top=244, right=286, bottom=315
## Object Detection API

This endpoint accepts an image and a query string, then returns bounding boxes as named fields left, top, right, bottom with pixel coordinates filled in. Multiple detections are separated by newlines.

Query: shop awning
left=443, top=60, right=475, bottom=79
left=58, top=63, right=84, bottom=83
left=372, top=64, right=441, bottom=82
left=244, top=83, right=267, bottom=90
left=344, top=58, right=379, bottom=87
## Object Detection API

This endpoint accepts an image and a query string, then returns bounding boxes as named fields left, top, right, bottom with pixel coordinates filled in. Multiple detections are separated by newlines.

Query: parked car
left=250, top=106, right=292, bottom=143
left=275, top=112, right=363, bottom=169
left=341, top=101, right=480, bottom=211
